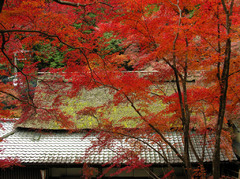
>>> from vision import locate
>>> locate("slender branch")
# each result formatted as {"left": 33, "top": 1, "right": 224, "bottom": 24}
{"left": 1, "top": 32, "right": 35, "bottom": 104}
{"left": 0, "top": 29, "right": 83, "bottom": 50}
{"left": 201, "top": 111, "right": 207, "bottom": 162}
{"left": 144, "top": 168, "right": 161, "bottom": 179}
{"left": 0, "top": 129, "right": 16, "bottom": 141}
{"left": 0, "top": 90, "right": 35, "bottom": 108}
{"left": 201, "top": 35, "right": 219, "bottom": 53}
{"left": 230, "top": 0, "right": 234, "bottom": 15}
{"left": 229, "top": 69, "right": 240, "bottom": 77}
{"left": 98, "top": 129, "right": 170, "bottom": 165}
{"left": 86, "top": 77, "right": 185, "bottom": 163}
{"left": 53, "top": 0, "right": 113, "bottom": 8}
{"left": 92, "top": 134, "right": 161, "bottom": 178}
{"left": 162, "top": 57, "right": 183, "bottom": 81}
{"left": 189, "top": 136, "right": 202, "bottom": 163}
{"left": 217, "top": 2, "right": 221, "bottom": 82}
{"left": 122, "top": 92, "right": 185, "bottom": 162}
{"left": 221, "top": 0, "right": 229, "bottom": 14}
{"left": 53, "top": 0, "right": 93, "bottom": 7}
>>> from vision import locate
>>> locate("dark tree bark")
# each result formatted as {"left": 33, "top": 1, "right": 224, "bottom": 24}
{"left": 212, "top": 0, "right": 234, "bottom": 178}
{"left": 0, "top": 0, "right": 4, "bottom": 13}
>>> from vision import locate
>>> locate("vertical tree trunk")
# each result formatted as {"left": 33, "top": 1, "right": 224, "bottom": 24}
{"left": 0, "top": 0, "right": 4, "bottom": 13}
{"left": 212, "top": 0, "right": 233, "bottom": 177}
{"left": 183, "top": 123, "right": 192, "bottom": 179}
{"left": 213, "top": 38, "right": 231, "bottom": 179}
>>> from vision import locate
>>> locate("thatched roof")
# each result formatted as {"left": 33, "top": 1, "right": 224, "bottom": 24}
{"left": 17, "top": 74, "right": 168, "bottom": 130}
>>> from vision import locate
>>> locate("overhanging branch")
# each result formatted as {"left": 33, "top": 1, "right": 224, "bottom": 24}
{"left": 53, "top": 0, "right": 93, "bottom": 7}
{"left": 0, "top": 29, "right": 83, "bottom": 50}
{"left": 52, "top": 0, "right": 113, "bottom": 8}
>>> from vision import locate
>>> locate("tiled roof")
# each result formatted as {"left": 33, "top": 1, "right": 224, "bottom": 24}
{"left": 233, "top": 119, "right": 240, "bottom": 130}
{"left": 0, "top": 123, "right": 237, "bottom": 165}
{"left": 0, "top": 119, "right": 18, "bottom": 136}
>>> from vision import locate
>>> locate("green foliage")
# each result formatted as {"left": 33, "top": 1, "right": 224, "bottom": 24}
{"left": 73, "top": 23, "right": 82, "bottom": 29}
{"left": 189, "top": 4, "right": 200, "bottom": 18}
{"left": 145, "top": 4, "right": 160, "bottom": 16}
{"left": 0, "top": 63, "right": 5, "bottom": 69}
{"left": 87, "top": 12, "right": 97, "bottom": 18}
{"left": 73, "top": 12, "right": 97, "bottom": 33}
{"left": 102, "top": 32, "right": 123, "bottom": 55}
{"left": 105, "top": 39, "right": 122, "bottom": 54}
{"left": 33, "top": 43, "right": 65, "bottom": 70}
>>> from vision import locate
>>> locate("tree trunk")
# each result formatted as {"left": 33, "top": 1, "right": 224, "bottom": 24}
{"left": 212, "top": 1, "right": 232, "bottom": 175}
{"left": 0, "top": 0, "right": 4, "bottom": 13}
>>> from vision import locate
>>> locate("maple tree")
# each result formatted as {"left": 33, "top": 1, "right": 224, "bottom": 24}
{"left": 0, "top": 0, "right": 239, "bottom": 178}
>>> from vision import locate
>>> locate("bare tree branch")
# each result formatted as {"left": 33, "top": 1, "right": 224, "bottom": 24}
{"left": 53, "top": 0, "right": 93, "bottom": 7}
{"left": 0, "top": 129, "right": 16, "bottom": 141}
{"left": 0, "top": 29, "right": 83, "bottom": 50}
{"left": 52, "top": 0, "right": 113, "bottom": 8}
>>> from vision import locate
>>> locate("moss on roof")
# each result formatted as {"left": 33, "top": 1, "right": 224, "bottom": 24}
{"left": 17, "top": 75, "right": 169, "bottom": 130}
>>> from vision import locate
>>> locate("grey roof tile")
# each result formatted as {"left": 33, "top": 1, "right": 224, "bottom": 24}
{"left": 0, "top": 128, "right": 237, "bottom": 165}
{"left": 0, "top": 119, "right": 18, "bottom": 136}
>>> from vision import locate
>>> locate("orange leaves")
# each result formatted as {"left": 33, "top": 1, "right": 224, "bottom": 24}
{"left": 112, "top": 55, "right": 129, "bottom": 65}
